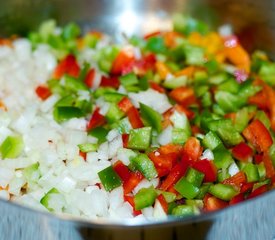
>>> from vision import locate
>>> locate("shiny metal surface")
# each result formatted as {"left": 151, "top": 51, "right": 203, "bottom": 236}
{"left": 0, "top": 0, "right": 275, "bottom": 239}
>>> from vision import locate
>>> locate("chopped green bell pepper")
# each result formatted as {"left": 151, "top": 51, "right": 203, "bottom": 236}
{"left": 175, "top": 177, "right": 200, "bottom": 199}
{"left": 134, "top": 187, "right": 158, "bottom": 210}
{"left": 0, "top": 135, "right": 24, "bottom": 159}
{"left": 98, "top": 166, "right": 122, "bottom": 192}
{"left": 208, "top": 183, "right": 237, "bottom": 201}
{"left": 127, "top": 127, "right": 152, "bottom": 150}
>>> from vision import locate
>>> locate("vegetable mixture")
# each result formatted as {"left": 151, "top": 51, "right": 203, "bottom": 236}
{"left": 1, "top": 14, "right": 275, "bottom": 219}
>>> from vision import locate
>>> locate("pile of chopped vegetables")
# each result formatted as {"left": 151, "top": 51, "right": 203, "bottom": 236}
{"left": 1, "top": 14, "right": 275, "bottom": 219}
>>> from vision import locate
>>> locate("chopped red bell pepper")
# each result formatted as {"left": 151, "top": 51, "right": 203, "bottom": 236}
{"left": 149, "top": 82, "right": 166, "bottom": 93}
{"left": 242, "top": 119, "right": 273, "bottom": 152}
{"left": 87, "top": 108, "right": 106, "bottom": 130}
{"left": 156, "top": 194, "right": 168, "bottom": 213}
{"left": 254, "top": 154, "right": 263, "bottom": 164}
{"left": 231, "top": 142, "right": 253, "bottom": 162}
{"left": 222, "top": 171, "right": 247, "bottom": 189}
{"left": 111, "top": 49, "right": 135, "bottom": 75}
{"left": 35, "top": 85, "right": 52, "bottom": 100}
{"left": 79, "top": 150, "right": 87, "bottom": 161}
{"left": 248, "top": 90, "right": 268, "bottom": 110}
{"left": 169, "top": 87, "right": 197, "bottom": 106}
{"left": 262, "top": 152, "right": 275, "bottom": 178}
{"left": 84, "top": 68, "right": 95, "bottom": 88}
{"left": 100, "top": 76, "right": 120, "bottom": 88}
{"left": 247, "top": 184, "right": 268, "bottom": 199}
{"left": 159, "top": 144, "right": 183, "bottom": 156}
{"left": 203, "top": 194, "right": 228, "bottom": 212}
{"left": 144, "top": 31, "right": 162, "bottom": 40}
{"left": 117, "top": 97, "right": 134, "bottom": 113}
{"left": 229, "top": 193, "right": 245, "bottom": 205}
{"left": 124, "top": 195, "right": 142, "bottom": 216}
{"left": 240, "top": 182, "right": 254, "bottom": 193}
{"left": 53, "top": 54, "right": 80, "bottom": 79}
{"left": 127, "top": 107, "right": 144, "bottom": 129}
{"left": 192, "top": 159, "right": 217, "bottom": 182}
{"left": 122, "top": 134, "right": 129, "bottom": 148}
{"left": 148, "top": 151, "right": 178, "bottom": 177}
{"left": 123, "top": 171, "right": 144, "bottom": 194}
{"left": 160, "top": 162, "right": 189, "bottom": 191}
{"left": 181, "top": 137, "right": 203, "bottom": 163}
{"left": 263, "top": 84, "right": 275, "bottom": 132}
{"left": 113, "top": 160, "right": 131, "bottom": 182}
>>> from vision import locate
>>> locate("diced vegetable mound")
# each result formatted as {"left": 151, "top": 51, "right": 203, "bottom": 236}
{"left": 1, "top": 14, "right": 275, "bottom": 220}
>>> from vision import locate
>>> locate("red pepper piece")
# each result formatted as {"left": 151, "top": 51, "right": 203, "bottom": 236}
{"left": 124, "top": 195, "right": 142, "bottom": 216}
{"left": 160, "top": 162, "right": 189, "bottom": 191}
{"left": 117, "top": 97, "right": 134, "bottom": 113}
{"left": 144, "top": 31, "right": 162, "bottom": 40}
{"left": 203, "top": 194, "right": 228, "bottom": 212}
{"left": 156, "top": 194, "right": 168, "bottom": 213}
{"left": 169, "top": 86, "right": 197, "bottom": 106}
{"left": 84, "top": 68, "right": 95, "bottom": 88}
{"left": 181, "top": 137, "right": 203, "bottom": 163}
{"left": 229, "top": 193, "right": 245, "bottom": 205}
{"left": 87, "top": 108, "right": 106, "bottom": 130}
{"left": 192, "top": 160, "right": 217, "bottom": 182}
{"left": 263, "top": 84, "right": 275, "bottom": 132}
{"left": 127, "top": 107, "right": 144, "bottom": 129}
{"left": 254, "top": 154, "right": 263, "bottom": 164}
{"left": 148, "top": 151, "right": 178, "bottom": 177}
{"left": 159, "top": 144, "right": 183, "bottom": 156}
{"left": 240, "top": 182, "right": 254, "bottom": 193}
{"left": 149, "top": 82, "right": 166, "bottom": 93}
{"left": 222, "top": 171, "right": 247, "bottom": 189}
{"left": 262, "top": 152, "right": 275, "bottom": 178}
{"left": 53, "top": 54, "right": 80, "bottom": 79}
{"left": 242, "top": 119, "right": 273, "bottom": 152}
{"left": 123, "top": 171, "right": 144, "bottom": 194}
{"left": 111, "top": 50, "right": 135, "bottom": 75}
{"left": 100, "top": 76, "right": 120, "bottom": 88}
{"left": 247, "top": 184, "right": 268, "bottom": 199}
{"left": 122, "top": 134, "right": 129, "bottom": 148}
{"left": 248, "top": 90, "right": 268, "bottom": 110}
{"left": 231, "top": 142, "right": 253, "bottom": 162}
{"left": 79, "top": 150, "right": 87, "bottom": 161}
{"left": 35, "top": 85, "right": 52, "bottom": 100}
{"left": 113, "top": 160, "right": 131, "bottom": 182}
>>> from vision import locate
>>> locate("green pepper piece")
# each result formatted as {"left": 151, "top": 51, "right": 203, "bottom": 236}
{"left": 259, "top": 62, "right": 275, "bottom": 86}
{"left": 140, "top": 103, "right": 162, "bottom": 133}
{"left": 105, "top": 103, "right": 125, "bottom": 123}
{"left": 23, "top": 163, "right": 40, "bottom": 183}
{"left": 171, "top": 205, "right": 194, "bottom": 217}
{"left": 196, "top": 183, "right": 212, "bottom": 199}
{"left": 174, "top": 177, "right": 200, "bottom": 199}
{"left": 134, "top": 187, "right": 158, "bottom": 210}
{"left": 234, "top": 107, "right": 250, "bottom": 132}
{"left": 0, "top": 135, "right": 24, "bottom": 159}
{"left": 257, "top": 162, "right": 266, "bottom": 180}
{"left": 163, "top": 76, "right": 188, "bottom": 89}
{"left": 255, "top": 111, "right": 271, "bottom": 130}
{"left": 202, "top": 131, "right": 222, "bottom": 150}
{"left": 119, "top": 73, "right": 139, "bottom": 87}
{"left": 243, "top": 163, "right": 260, "bottom": 183}
{"left": 218, "top": 78, "right": 240, "bottom": 94}
{"left": 62, "top": 22, "right": 81, "bottom": 40}
{"left": 88, "top": 127, "right": 108, "bottom": 144}
{"left": 131, "top": 154, "right": 158, "bottom": 180}
{"left": 53, "top": 106, "right": 85, "bottom": 123}
{"left": 78, "top": 143, "right": 98, "bottom": 153}
{"left": 103, "top": 92, "right": 126, "bottom": 103}
{"left": 213, "top": 145, "right": 233, "bottom": 169}
{"left": 146, "top": 36, "right": 167, "bottom": 54}
{"left": 185, "top": 168, "right": 205, "bottom": 187}
{"left": 127, "top": 127, "right": 152, "bottom": 150}
{"left": 64, "top": 75, "right": 89, "bottom": 92}
{"left": 208, "top": 183, "right": 238, "bottom": 201}
{"left": 98, "top": 166, "right": 122, "bottom": 192}
{"left": 40, "top": 188, "right": 61, "bottom": 212}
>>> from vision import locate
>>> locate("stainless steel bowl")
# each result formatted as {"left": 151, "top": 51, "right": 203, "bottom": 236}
{"left": 1, "top": 1, "right": 275, "bottom": 239}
